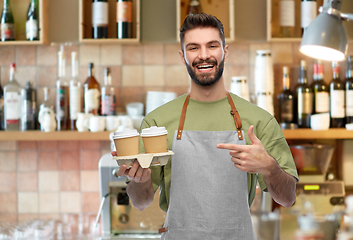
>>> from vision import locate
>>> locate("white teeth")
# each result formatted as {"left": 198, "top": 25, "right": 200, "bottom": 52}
{"left": 197, "top": 64, "right": 213, "bottom": 69}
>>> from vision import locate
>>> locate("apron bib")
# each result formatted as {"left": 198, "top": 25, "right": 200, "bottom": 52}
{"left": 160, "top": 92, "right": 256, "bottom": 240}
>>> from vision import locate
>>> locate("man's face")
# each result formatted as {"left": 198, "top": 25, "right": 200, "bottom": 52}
{"left": 180, "top": 27, "right": 228, "bottom": 87}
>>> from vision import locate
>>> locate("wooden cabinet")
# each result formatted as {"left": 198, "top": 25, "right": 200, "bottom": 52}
{"left": 79, "top": 0, "right": 140, "bottom": 44}
{"left": 0, "top": 0, "right": 49, "bottom": 45}
{"left": 176, "top": 0, "right": 235, "bottom": 42}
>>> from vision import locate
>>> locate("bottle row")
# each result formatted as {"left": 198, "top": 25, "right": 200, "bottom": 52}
{"left": 0, "top": 50, "right": 118, "bottom": 131}
{"left": 91, "top": 0, "right": 133, "bottom": 39}
{"left": 0, "top": 0, "right": 39, "bottom": 41}
{"left": 277, "top": 56, "right": 353, "bottom": 129}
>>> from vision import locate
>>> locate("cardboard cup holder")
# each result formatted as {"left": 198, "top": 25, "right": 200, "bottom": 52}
{"left": 112, "top": 151, "right": 174, "bottom": 169}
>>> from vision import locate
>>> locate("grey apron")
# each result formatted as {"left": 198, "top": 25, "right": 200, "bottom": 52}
{"left": 159, "top": 92, "right": 256, "bottom": 240}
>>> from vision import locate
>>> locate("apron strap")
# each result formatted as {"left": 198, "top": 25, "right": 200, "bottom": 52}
{"left": 226, "top": 91, "right": 244, "bottom": 140}
{"left": 176, "top": 94, "right": 190, "bottom": 140}
{"left": 177, "top": 92, "right": 243, "bottom": 140}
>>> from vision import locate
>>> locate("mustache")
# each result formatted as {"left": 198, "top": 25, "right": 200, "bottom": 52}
{"left": 192, "top": 59, "right": 217, "bottom": 67}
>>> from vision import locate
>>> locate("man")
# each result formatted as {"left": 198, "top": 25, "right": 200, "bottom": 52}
{"left": 114, "top": 13, "right": 298, "bottom": 239}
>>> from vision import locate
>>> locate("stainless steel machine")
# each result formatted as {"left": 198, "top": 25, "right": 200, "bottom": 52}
{"left": 98, "top": 153, "right": 166, "bottom": 239}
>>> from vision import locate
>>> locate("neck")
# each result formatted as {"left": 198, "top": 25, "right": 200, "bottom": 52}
{"left": 189, "top": 77, "right": 227, "bottom": 102}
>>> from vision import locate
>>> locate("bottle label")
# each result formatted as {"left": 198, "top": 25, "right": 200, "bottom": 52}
{"left": 92, "top": 2, "right": 109, "bottom": 27}
{"left": 280, "top": 1, "right": 295, "bottom": 27}
{"left": 346, "top": 90, "right": 353, "bottom": 117}
{"left": 298, "top": 92, "right": 313, "bottom": 114}
{"left": 70, "top": 85, "right": 81, "bottom": 120}
{"left": 5, "top": 92, "right": 19, "bottom": 123}
{"left": 0, "top": 23, "right": 15, "bottom": 40}
{"left": 315, "top": 92, "right": 329, "bottom": 113}
{"left": 280, "top": 99, "right": 293, "bottom": 122}
{"left": 26, "top": 19, "right": 38, "bottom": 39}
{"left": 331, "top": 90, "right": 345, "bottom": 118}
{"left": 84, "top": 89, "right": 100, "bottom": 114}
{"left": 116, "top": 2, "right": 132, "bottom": 23}
{"left": 102, "top": 95, "right": 116, "bottom": 115}
{"left": 301, "top": 1, "right": 317, "bottom": 28}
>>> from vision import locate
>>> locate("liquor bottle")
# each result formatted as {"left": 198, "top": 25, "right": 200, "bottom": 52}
{"left": 69, "top": 51, "right": 81, "bottom": 130}
{"left": 330, "top": 62, "right": 345, "bottom": 128}
{"left": 312, "top": 60, "right": 329, "bottom": 114}
{"left": 301, "top": 0, "right": 317, "bottom": 36}
{"left": 56, "top": 49, "right": 70, "bottom": 130}
{"left": 21, "top": 81, "right": 37, "bottom": 130}
{"left": 26, "top": 0, "right": 39, "bottom": 41}
{"left": 3, "top": 64, "right": 22, "bottom": 131}
{"left": 84, "top": 63, "right": 101, "bottom": 115}
{"left": 295, "top": 60, "right": 313, "bottom": 128}
{"left": 187, "top": 0, "right": 202, "bottom": 15}
{"left": 0, "top": 0, "right": 15, "bottom": 41}
{"left": 116, "top": 0, "right": 132, "bottom": 39}
{"left": 0, "top": 80, "right": 3, "bottom": 130}
{"left": 38, "top": 87, "right": 54, "bottom": 131}
{"left": 277, "top": 66, "right": 294, "bottom": 124}
{"left": 279, "top": 0, "right": 295, "bottom": 38}
{"left": 101, "top": 67, "right": 117, "bottom": 116}
{"left": 92, "top": 0, "right": 108, "bottom": 39}
{"left": 346, "top": 56, "right": 353, "bottom": 124}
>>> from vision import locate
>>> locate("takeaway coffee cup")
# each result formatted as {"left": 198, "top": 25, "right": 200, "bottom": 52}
{"left": 141, "top": 126, "right": 168, "bottom": 153}
{"left": 113, "top": 128, "right": 140, "bottom": 156}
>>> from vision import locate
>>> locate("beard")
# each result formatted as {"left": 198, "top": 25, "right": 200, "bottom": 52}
{"left": 186, "top": 58, "right": 225, "bottom": 87}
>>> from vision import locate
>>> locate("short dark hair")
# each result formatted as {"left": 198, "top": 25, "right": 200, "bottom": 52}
{"left": 179, "top": 13, "right": 225, "bottom": 51}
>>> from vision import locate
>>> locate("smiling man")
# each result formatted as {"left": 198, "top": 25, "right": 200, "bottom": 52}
{"left": 114, "top": 13, "right": 298, "bottom": 240}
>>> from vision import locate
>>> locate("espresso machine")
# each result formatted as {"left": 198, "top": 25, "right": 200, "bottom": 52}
{"left": 98, "top": 153, "right": 166, "bottom": 239}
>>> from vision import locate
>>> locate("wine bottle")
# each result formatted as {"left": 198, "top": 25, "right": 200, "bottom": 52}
{"left": 56, "top": 49, "right": 70, "bottom": 131}
{"left": 39, "top": 87, "right": 54, "bottom": 131}
{"left": 101, "top": 67, "right": 117, "bottom": 116}
{"left": 279, "top": 0, "right": 295, "bottom": 38}
{"left": 92, "top": 0, "right": 108, "bottom": 39}
{"left": 21, "top": 81, "right": 37, "bottom": 131}
{"left": 345, "top": 56, "right": 353, "bottom": 124}
{"left": 312, "top": 60, "right": 329, "bottom": 114}
{"left": 295, "top": 60, "right": 313, "bottom": 128}
{"left": 3, "top": 64, "right": 22, "bottom": 131}
{"left": 69, "top": 51, "right": 81, "bottom": 130}
{"left": 0, "top": 79, "right": 3, "bottom": 130}
{"left": 187, "top": 0, "right": 202, "bottom": 15}
{"left": 26, "top": 0, "right": 39, "bottom": 41}
{"left": 116, "top": 0, "right": 132, "bottom": 39}
{"left": 84, "top": 63, "right": 101, "bottom": 115}
{"left": 0, "top": 0, "right": 15, "bottom": 41}
{"left": 301, "top": 0, "right": 317, "bottom": 36}
{"left": 330, "top": 62, "right": 345, "bottom": 128}
{"left": 277, "top": 66, "right": 294, "bottom": 124}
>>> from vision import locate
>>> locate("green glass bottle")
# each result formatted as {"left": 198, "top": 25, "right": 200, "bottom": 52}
{"left": 0, "top": 0, "right": 15, "bottom": 41}
{"left": 26, "top": 0, "right": 39, "bottom": 41}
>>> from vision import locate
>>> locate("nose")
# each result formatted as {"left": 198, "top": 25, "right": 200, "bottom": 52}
{"left": 198, "top": 46, "right": 210, "bottom": 60}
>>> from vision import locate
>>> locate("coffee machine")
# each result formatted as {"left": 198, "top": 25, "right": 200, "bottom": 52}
{"left": 286, "top": 144, "right": 345, "bottom": 214}
{"left": 98, "top": 153, "right": 166, "bottom": 239}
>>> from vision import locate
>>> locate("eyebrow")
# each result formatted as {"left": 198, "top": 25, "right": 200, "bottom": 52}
{"left": 185, "top": 40, "right": 222, "bottom": 48}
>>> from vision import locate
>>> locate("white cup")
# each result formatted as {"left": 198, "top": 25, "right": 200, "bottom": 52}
{"left": 106, "top": 116, "right": 120, "bottom": 132}
{"left": 126, "top": 102, "right": 144, "bottom": 117}
{"left": 131, "top": 115, "right": 144, "bottom": 130}
{"left": 116, "top": 115, "right": 134, "bottom": 131}
{"left": 76, "top": 113, "right": 93, "bottom": 132}
{"left": 310, "top": 113, "right": 330, "bottom": 130}
{"left": 84, "top": 116, "right": 106, "bottom": 132}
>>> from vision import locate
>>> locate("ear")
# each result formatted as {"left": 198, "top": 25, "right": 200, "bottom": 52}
{"left": 179, "top": 49, "right": 186, "bottom": 64}
{"left": 223, "top": 45, "right": 229, "bottom": 62}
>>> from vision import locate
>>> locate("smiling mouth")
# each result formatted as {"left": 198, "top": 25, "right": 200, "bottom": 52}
{"left": 196, "top": 64, "right": 215, "bottom": 72}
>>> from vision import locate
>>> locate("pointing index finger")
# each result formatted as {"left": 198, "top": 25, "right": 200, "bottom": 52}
{"left": 217, "top": 143, "right": 244, "bottom": 151}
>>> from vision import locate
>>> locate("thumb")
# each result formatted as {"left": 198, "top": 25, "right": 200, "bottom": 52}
{"left": 248, "top": 125, "right": 260, "bottom": 145}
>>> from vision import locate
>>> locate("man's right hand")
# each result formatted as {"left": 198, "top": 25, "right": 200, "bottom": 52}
{"left": 112, "top": 151, "right": 152, "bottom": 183}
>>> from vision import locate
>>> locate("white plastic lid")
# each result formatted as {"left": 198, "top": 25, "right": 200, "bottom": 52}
{"left": 113, "top": 128, "right": 139, "bottom": 139}
{"left": 141, "top": 126, "right": 168, "bottom": 137}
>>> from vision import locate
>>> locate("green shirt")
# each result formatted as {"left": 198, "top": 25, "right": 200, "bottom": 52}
{"left": 139, "top": 93, "right": 298, "bottom": 213}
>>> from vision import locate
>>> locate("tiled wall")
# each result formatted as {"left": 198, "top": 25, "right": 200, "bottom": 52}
{"left": 1, "top": 41, "right": 353, "bottom": 223}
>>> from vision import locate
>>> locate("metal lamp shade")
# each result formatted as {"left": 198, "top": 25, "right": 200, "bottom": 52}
{"left": 299, "top": 12, "right": 348, "bottom": 62}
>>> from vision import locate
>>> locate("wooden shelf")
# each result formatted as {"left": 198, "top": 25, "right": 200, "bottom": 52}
{"left": 0, "top": 0, "right": 49, "bottom": 45}
{"left": 0, "top": 131, "right": 111, "bottom": 141}
{"left": 282, "top": 129, "right": 353, "bottom": 139}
